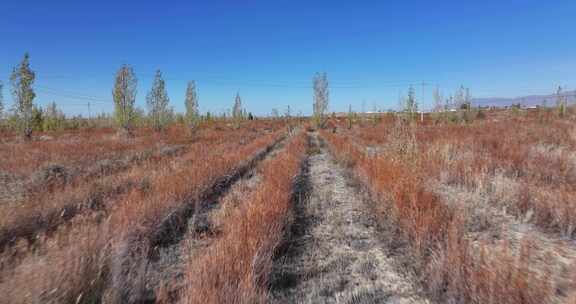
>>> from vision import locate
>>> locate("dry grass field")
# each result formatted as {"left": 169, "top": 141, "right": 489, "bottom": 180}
{"left": 2, "top": 1, "right": 575, "bottom": 303}
{"left": 320, "top": 112, "right": 576, "bottom": 304}
{"left": 1, "top": 113, "right": 576, "bottom": 304}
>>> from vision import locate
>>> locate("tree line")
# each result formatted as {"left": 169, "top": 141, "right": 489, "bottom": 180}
{"left": 0, "top": 54, "right": 258, "bottom": 139}
{"left": 0, "top": 53, "right": 332, "bottom": 139}
{"left": 3, "top": 53, "right": 570, "bottom": 139}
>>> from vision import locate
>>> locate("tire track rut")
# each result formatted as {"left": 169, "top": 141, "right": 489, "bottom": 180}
{"left": 271, "top": 133, "right": 428, "bottom": 304}
{"left": 120, "top": 137, "right": 287, "bottom": 303}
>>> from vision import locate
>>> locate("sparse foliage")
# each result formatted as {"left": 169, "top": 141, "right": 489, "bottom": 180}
{"left": 43, "top": 101, "right": 66, "bottom": 131}
{"left": 347, "top": 104, "right": 354, "bottom": 129}
{"left": 432, "top": 87, "right": 445, "bottom": 123}
{"left": 112, "top": 64, "right": 137, "bottom": 133}
{"left": 455, "top": 85, "right": 471, "bottom": 111}
{"left": 271, "top": 108, "right": 279, "bottom": 119}
{"left": 284, "top": 105, "right": 294, "bottom": 134}
{"left": 447, "top": 85, "right": 475, "bottom": 123}
{"left": 556, "top": 86, "right": 567, "bottom": 118}
{"left": 539, "top": 99, "right": 551, "bottom": 122}
{"left": 402, "top": 85, "right": 418, "bottom": 121}
{"left": 146, "top": 70, "right": 171, "bottom": 132}
{"left": 31, "top": 105, "right": 44, "bottom": 132}
{"left": 232, "top": 93, "right": 243, "bottom": 119}
{"left": 232, "top": 93, "right": 243, "bottom": 128}
{"left": 10, "top": 53, "right": 36, "bottom": 139}
{"left": 433, "top": 86, "right": 444, "bottom": 112}
{"left": 389, "top": 117, "right": 418, "bottom": 161}
{"left": 185, "top": 81, "right": 199, "bottom": 130}
{"left": 313, "top": 72, "right": 329, "bottom": 128}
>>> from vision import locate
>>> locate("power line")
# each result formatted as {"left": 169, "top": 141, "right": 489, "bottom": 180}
{"left": 1, "top": 72, "right": 429, "bottom": 89}
{"left": 36, "top": 86, "right": 113, "bottom": 104}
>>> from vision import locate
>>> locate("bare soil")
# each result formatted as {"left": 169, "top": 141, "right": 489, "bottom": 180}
{"left": 271, "top": 133, "right": 428, "bottom": 304}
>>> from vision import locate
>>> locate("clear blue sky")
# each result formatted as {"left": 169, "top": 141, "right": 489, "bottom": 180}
{"left": 1, "top": 0, "right": 575, "bottom": 116}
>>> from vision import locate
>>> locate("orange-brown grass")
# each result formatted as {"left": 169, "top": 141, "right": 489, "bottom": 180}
{"left": 0, "top": 120, "right": 287, "bottom": 178}
{"left": 0, "top": 125, "right": 273, "bottom": 257}
{"left": 0, "top": 129, "right": 285, "bottom": 304}
{"left": 420, "top": 120, "right": 576, "bottom": 238}
{"left": 346, "top": 117, "right": 576, "bottom": 238}
{"left": 179, "top": 133, "right": 307, "bottom": 304}
{"left": 0, "top": 128, "right": 162, "bottom": 177}
{"left": 0, "top": 144, "right": 204, "bottom": 269}
{"left": 321, "top": 129, "right": 553, "bottom": 304}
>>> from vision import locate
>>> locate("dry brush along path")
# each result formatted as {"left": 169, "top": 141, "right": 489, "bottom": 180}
{"left": 346, "top": 124, "right": 576, "bottom": 302}
{"left": 0, "top": 131, "right": 284, "bottom": 304}
{"left": 434, "top": 181, "right": 576, "bottom": 302}
{"left": 0, "top": 139, "right": 243, "bottom": 270}
{"left": 0, "top": 144, "right": 186, "bottom": 253}
{"left": 0, "top": 142, "right": 187, "bottom": 205}
{"left": 322, "top": 128, "right": 564, "bottom": 304}
{"left": 271, "top": 133, "right": 428, "bottom": 304}
{"left": 178, "top": 131, "right": 308, "bottom": 304}
{"left": 0, "top": 128, "right": 269, "bottom": 263}
{"left": 135, "top": 138, "right": 286, "bottom": 303}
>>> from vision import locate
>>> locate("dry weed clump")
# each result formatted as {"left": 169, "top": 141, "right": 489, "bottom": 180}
{"left": 179, "top": 133, "right": 307, "bottom": 304}
{"left": 350, "top": 116, "right": 576, "bottom": 239}
{"left": 103, "top": 131, "right": 285, "bottom": 303}
{"left": 0, "top": 125, "right": 280, "bottom": 256}
{"left": 321, "top": 129, "right": 555, "bottom": 303}
{"left": 430, "top": 121, "right": 576, "bottom": 238}
{"left": 0, "top": 128, "right": 157, "bottom": 177}
{"left": 0, "top": 122, "right": 280, "bottom": 204}
{"left": 0, "top": 129, "right": 285, "bottom": 304}
{"left": 0, "top": 120, "right": 286, "bottom": 179}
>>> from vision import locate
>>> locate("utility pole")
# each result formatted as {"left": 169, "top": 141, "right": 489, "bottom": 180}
{"left": 87, "top": 101, "right": 91, "bottom": 119}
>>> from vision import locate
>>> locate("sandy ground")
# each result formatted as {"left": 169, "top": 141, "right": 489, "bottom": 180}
{"left": 271, "top": 133, "right": 428, "bottom": 304}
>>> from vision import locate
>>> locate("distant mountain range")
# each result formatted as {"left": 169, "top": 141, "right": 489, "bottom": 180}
{"left": 472, "top": 90, "right": 576, "bottom": 107}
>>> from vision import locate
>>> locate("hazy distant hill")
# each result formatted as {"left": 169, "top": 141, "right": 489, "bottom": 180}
{"left": 473, "top": 90, "right": 576, "bottom": 107}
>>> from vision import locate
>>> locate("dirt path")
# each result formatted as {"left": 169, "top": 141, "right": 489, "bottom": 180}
{"left": 137, "top": 138, "right": 288, "bottom": 303}
{"left": 271, "top": 133, "right": 428, "bottom": 304}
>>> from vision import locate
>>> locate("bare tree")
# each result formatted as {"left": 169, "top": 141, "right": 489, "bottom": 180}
{"left": 185, "top": 81, "right": 199, "bottom": 129}
{"left": 10, "top": 53, "right": 36, "bottom": 140}
{"left": 113, "top": 64, "right": 137, "bottom": 133}
{"left": 146, "top": 70, "right": 170, "bottom": 132}
{"left": 313, "top": 72, "right": 329, "bottom": 128}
